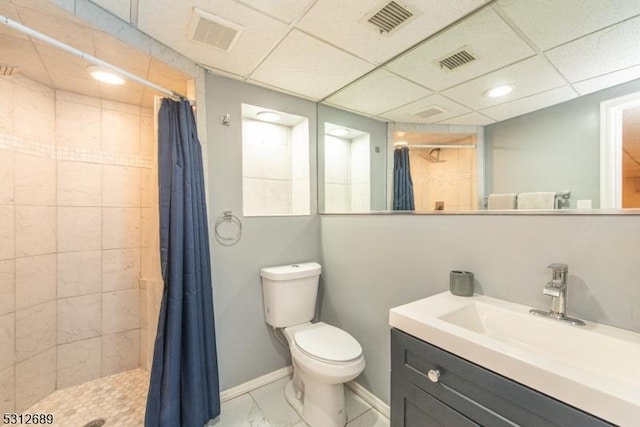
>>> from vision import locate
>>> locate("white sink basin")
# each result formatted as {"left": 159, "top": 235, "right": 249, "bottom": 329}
{"left": 389, "top": 292, "right": 640, "bottom": 426}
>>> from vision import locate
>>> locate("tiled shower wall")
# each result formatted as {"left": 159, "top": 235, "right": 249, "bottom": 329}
{"left": 242, "top": 119, "right": 310, "bottom": 215}
{"left": 324, "top": 134, "right": 371, "bottom": 212}
{"left": 0, "top": 75, "right": 157, "bottom": 412}
{"left": 410, "top": 147, "right": 478, "bottom": 211}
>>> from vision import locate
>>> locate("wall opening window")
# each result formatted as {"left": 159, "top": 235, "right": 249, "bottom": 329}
{"left": 323, "top": 123, "right": 371, "bottom": 213}
{"left": 241, "top": 104, "right": 310, "bottom": 216}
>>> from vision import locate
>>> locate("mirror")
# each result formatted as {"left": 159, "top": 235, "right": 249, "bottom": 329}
{"left": 323, "top": 122, "right": 372, "bottom": 213}
{"left": 318, "top": 0, "right": 640, "bottom": 213}
{"left": 385, "top": 122, "right": 484, "bottom": 212}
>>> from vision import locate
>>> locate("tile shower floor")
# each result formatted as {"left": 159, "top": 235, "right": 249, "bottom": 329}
{"left": 26, "top": 369, "right": 149, "bottom": 426}
{"left": 24, "top": 369, "right": 389, "bottom": 427}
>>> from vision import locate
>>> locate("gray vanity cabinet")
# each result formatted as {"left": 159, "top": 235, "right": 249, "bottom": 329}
{"left": 390, "top": 328, "right": 613, "bottom": 427}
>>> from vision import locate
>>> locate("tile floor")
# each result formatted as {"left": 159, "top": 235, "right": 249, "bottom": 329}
{"left": 213, "top": 376, "right": 389, "bottom": 427}
{"left": 22, "top": 369, "right": 389, "bottom": 427}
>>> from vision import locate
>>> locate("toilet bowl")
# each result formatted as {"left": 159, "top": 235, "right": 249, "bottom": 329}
{"left": 260, "top": 263, "right": 366, "bottom": 427}
{"left": 283, "top": 322, "right": 365, "bottom": 427}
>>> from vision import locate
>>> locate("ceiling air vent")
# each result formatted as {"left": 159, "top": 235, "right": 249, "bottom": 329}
{"left": 0, "top": 65, "right": 18, "bottom": 76}
{"left": 412, "top": 105, "right": 446, "bottom": 119}
{"left": 187, "top": 8, "right": 243, "bottom": 52}
{"left": 365, "top": 1, "right": 420, "bottom": 36}
{"left": 437, "top": 48, "right": 476, "bottom": 71}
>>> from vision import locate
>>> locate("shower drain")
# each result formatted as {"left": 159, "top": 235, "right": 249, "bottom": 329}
{"left": 83, "top": 419, "right": 106, "bottom": 427}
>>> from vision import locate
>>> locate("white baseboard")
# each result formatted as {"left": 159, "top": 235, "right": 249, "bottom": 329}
{"left": 346, "top": 380, "right": 390, "bottom": 419}
{"left": 220, "top": 366, "right": 293, "bottom": 403}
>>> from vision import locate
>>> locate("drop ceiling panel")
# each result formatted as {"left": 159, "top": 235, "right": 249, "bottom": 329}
{"left": 0, "top": 1, "right": 20, "bottom": 22}
{"left": 0, "top": 33, "right": 52, "bottom": 87}
{"left": 384, "top": 6, "right": 535, "bottom": 91}
{"left": 137, "top": 0, "right": 290, "bottom": 77}
{"left": 1, "top": 1, "right": 192, "bottom": 108}
{"left": 323, "top": 69, "right": 431, "bottom": 116}
{"left": 439, "top": 112, "right": 495, "bottom": 126}
{"left": 92, "top": 30, "right": 151, "bottom": 77}
{"left": 11, "top": 0, "right": 89, "bottom": 23}
{"left": 380, "top": 93, "right": 471, "bottom": 123}
{"left": 147, "top": 58, "right": 191, "bottom": 96}
{"left": 572, "top": 65, "right": 640, "bottom": 96}
{"left": 98, "top": 84, "right": 145, "bottom": 107}
{"left": 15, "top": 3, "right": 96, "bottom": 54}
{"left": 545, "top": 16, "right": 640, "bottom": 83}
{"left": 90, "top": 0, "right": 131, "bottom": 22}
{"left": 497, "top": 0, "right": 640, "bottom": 51}
{"left": 296, "top": 0, "right": 487, "bottom": 65}
{"left": 35, "top": 44, "right": 104, "bottom": 99}
{"left": 480, "top": 86, "right": 577, "bottom": 122}
{"left": 249, "top": 29, "right": 374, "bottom": 100}
{"left": 235, "top": 0, "right": 316, "bottom": 25}
{"left": 442, "top": 56, "right": 567, "bottom": 111}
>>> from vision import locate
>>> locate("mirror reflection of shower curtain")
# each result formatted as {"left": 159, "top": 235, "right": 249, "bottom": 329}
{"left": 393, "top": 146, "right": 415, "bottom": 210}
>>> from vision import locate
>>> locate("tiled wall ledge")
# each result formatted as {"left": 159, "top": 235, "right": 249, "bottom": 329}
{"left": 0, "top": 132, "right": 153, "bottom": 169}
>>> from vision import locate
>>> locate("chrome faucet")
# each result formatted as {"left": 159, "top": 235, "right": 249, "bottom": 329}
{"left": 530, "top": 263, "right": 585, "bottom": 326}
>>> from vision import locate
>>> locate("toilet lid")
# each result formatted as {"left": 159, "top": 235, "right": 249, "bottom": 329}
{"left": 294, "top": 323, "right": 362, "bottom": 362}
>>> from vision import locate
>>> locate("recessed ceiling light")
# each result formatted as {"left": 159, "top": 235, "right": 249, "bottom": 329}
{"left": 328, "top": 128, "right": 350, "bottom": 137}
{"left": 256, "top": 111, "right": 281, "bottom": 122}
{"left": 87, "top": 65, "right": 125, "bottom": 85}
{"left": 485, "top": 85, "right": 514, "bottom": 98}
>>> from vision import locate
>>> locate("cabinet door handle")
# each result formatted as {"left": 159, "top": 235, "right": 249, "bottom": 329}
{"left": 427, "top": 369, "right": 441, "bottom": 383}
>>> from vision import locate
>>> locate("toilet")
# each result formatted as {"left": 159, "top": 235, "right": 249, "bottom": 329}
{"left": 260, "top": 262, "right": 365, "bottom": 427}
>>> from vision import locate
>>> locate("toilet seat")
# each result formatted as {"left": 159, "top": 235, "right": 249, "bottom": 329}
{"left": 294, "top": 322, "right": 362, "bottom": 363}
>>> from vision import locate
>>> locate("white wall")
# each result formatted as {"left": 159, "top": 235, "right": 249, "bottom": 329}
{"left": 350, "top": 135, "right": 371, "bottom": 212}
{"left": 291, "top": 121, "right": 311, "bottom": 214}
{"left": 242, "top": 119, "right": 292, "bottom": 215}
{"left": 242, "top": 118, "right": 310, "bottom": 216}
{"left": 323, "top": 134, "right": 371, "bottom": 212}
{"left": 320, "top": 213, "right": 640, "bottom": 404}
{"left": 317, "top": 105, "right": 387, "bottom": 212}
{"left": 324, "top": 135, "right": 351, "bottom": 212}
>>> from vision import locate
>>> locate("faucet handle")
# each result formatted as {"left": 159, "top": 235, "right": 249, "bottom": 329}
{"left": 547, "top": 263, "right": 568, "bottom": 272}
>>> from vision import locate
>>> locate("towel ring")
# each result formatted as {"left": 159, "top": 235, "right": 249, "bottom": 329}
{"left": 214, "top": 210, "right": 242, "bottom": 246}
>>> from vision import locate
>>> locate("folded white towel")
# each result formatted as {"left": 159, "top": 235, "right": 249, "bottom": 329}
{"left": 517, "top": 192, "right": 556, "bottom": 209}
{"left": 487, "top": 193, "right": 517, "bottom": 209}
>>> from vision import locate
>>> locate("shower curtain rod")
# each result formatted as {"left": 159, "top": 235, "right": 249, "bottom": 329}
{"left": 0, "top": 15, "right": 186, "bottom": 100}
{"left": 395, "top": 143, "right": 477, "bottom": 149}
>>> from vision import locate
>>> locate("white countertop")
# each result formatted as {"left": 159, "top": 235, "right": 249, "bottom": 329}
{"left": 389, "top": 291, "right": 640, "bottom": 426}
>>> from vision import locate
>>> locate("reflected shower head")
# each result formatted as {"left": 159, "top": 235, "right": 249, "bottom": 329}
{"left": 419, "top": 148, "right": 446, "bottom": 163}
{"left": 0, "top": 65, "right": 18, "bottom": 76}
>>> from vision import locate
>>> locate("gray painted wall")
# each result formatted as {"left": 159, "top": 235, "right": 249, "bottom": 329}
{"left": 204, "top": 71, "right": 640, "bottom": 403}
{"left": 320, "top": 214, "right": 640, "bottom": 404}
{"left": 205, "top": 73, "right": 321, "bottom": 390}
{"left": 485, "top": 78, "right": 640, "bottom": 208}
{"left": 317, "top": 104, "right": 388, "bottom": 212}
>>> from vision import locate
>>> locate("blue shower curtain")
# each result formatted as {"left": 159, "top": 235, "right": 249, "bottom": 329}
{"left": 393, "top": 146, "right": 415, "bottom": 210}
{"left": 145, "top": 99, "right": 220, "bottom": 427}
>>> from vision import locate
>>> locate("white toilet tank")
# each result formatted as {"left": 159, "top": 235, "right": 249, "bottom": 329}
{"left": 260, "top": 262, "right": 321, "bottom": 328}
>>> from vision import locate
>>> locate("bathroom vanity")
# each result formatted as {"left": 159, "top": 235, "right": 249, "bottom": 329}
{"left": 389, "top": 292, "right": 640, "bottom": 426}
{"left": 391, "top": 328, "right": 610, "bottom": 426}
